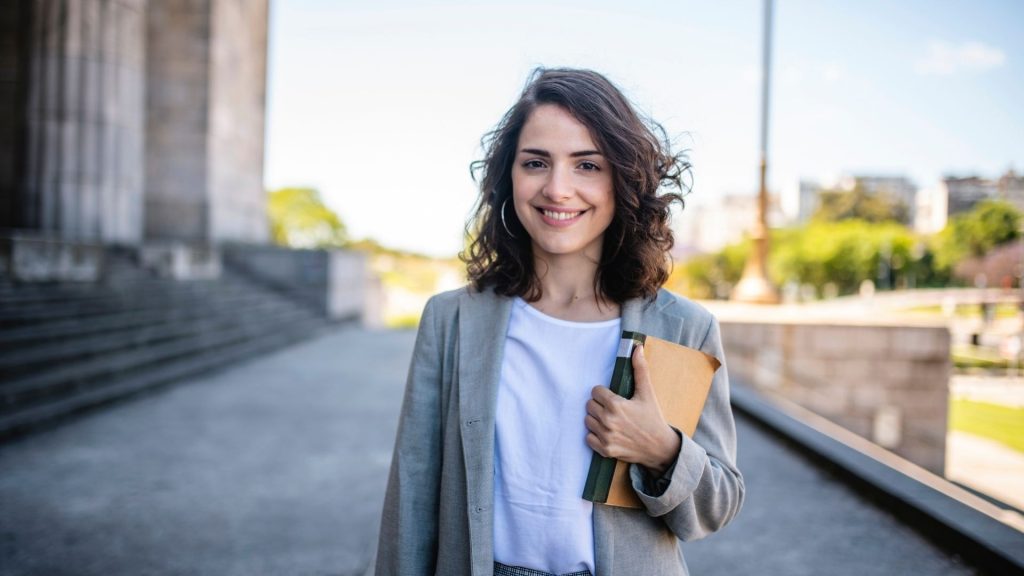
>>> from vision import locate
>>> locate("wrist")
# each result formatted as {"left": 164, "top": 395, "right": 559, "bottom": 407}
{"left": 644, "top": 425, "right": 681, "bottom": 475}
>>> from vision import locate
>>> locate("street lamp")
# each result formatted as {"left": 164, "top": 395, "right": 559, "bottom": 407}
{"left": 733, "top": 0, "right": 780, "bottom": 304}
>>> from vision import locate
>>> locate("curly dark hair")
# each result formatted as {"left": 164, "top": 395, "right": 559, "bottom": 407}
{"left": 460, "top": 67, "right": 691, "bottom": 304}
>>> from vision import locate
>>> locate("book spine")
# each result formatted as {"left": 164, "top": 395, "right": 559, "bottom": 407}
{"left": 582, "top": 331, "right": 646, "bottom": 503}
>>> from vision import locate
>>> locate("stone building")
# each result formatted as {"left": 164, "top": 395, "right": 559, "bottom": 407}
{"left": 0, "top": 0, "right": 374, "bottom": 439}
{"left": 1, "top": 0, "right": 271, "bottom": 278}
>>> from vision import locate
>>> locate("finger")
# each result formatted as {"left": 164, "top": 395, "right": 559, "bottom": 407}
{"left": 586, "top": 399, "right": 606, "bottom": 419}
{"left": 632, "top": 344, "right": 653, "bottom": 400}
{"left": 585, "top": 414, "right": 609, "bottom": 435}
{"left": 585, "top": 432, "right": 608, "bottom": 457}
{"left": 591, "top": 385, "right": 620, "bottom": 407}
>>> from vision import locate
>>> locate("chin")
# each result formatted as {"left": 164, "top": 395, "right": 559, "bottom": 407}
{"left": 532, "top": 239, "right": 602, "bottom": 259}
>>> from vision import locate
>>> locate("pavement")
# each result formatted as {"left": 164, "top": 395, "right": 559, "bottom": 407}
{"left": 946, "top": 431, "right": 1024, "bottom": 512}
{"left": 0, "top": 325, "right": 982, "bottom": 575}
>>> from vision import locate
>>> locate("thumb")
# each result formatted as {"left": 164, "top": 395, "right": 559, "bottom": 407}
{"left": 631, "top": 344, "right": 653, "bottom": 400}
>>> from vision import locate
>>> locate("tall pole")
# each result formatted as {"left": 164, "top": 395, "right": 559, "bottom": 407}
{"left": 733, "top": 0, "right": 780, "bottom": 304}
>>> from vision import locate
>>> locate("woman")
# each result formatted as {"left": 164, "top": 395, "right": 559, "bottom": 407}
{"left": 376, "top": 68, "right": 744, "bottom": 576}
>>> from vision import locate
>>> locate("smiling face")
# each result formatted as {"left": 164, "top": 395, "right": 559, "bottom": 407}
{"left": 511, "top": 104, "right": 616, "bottom": 266}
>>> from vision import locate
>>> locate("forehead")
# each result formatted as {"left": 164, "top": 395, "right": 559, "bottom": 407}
{"left": 517, "top": 104, "right": 599, "bottom": 151}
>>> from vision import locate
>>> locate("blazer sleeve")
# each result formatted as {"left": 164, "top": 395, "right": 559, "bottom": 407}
{"left": 375, "top": 296, "right": 444, "bottom": 575}
{"left": 627, "top": 314, "right": 746, "bottom": 542}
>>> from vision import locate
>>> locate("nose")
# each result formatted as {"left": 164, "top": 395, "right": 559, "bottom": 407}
{"left": 542, "top": 165, "right": 573, "bottom": 202}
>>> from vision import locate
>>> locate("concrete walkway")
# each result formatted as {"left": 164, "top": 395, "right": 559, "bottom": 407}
{"left": 0, "top": 326, "right": 979, "bottom": 575}
{"left": 946, "top": 430, "right": 1024, "bottom": 511}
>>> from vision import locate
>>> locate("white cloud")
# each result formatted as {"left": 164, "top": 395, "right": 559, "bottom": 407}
{"left": 915, "top": 40, "right": 1006, "bottom": 76}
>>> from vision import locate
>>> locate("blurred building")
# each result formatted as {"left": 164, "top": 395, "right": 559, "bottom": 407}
{"left": 1, "top": 0, "right": 270, "bottom": 277}
{"left": 844, "top": 175, "right": 917, "bottom": 221}
{"left": 944, "top": 176, "right": 997, "bottom": 216}
{"left": 915, "top": 170, "right": 1024, "bottom": 234}
{"left": 796, "top": 180, "right": 821, "bottom": 224}
{"left": 675, "top": 192, "right": 785, "bottom": 254}
{"left": 791, "top": 175, "right": 917, "bottom": 226}
{"left": 914, "top": 184, "right": 948, "bottom": 234}
{"left": 997, "top": 169, "right": 1024, "bottom": 213}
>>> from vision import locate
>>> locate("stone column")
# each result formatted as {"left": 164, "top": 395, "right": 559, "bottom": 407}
{"left": 144, "top": 0, "right": 268, "bottom": 244}
{"left": 207, "top": 0, "right": 269, "bottom": 244}
{"left": 14, "top": 0, "right": 146, "bottom": 243}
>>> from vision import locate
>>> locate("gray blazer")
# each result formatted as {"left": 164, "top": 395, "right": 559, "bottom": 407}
{"left": 375, "top": 285, "right": 744, "bottom": 576}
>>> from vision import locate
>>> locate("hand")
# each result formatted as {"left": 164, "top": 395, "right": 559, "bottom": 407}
{"left": 585, "top": 344, "right": 681, "bottom": 476}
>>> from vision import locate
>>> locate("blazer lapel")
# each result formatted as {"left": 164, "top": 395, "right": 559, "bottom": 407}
{"left": 457, "top": 287, "right": 513, "bottom": 576}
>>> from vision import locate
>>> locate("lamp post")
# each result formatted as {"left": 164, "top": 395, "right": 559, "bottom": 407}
{"left": 733, "top": 0, "right": 780, "bottom": 304}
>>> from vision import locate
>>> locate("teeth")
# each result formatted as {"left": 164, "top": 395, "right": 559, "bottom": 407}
{"left": 543, "top": 209, "right": 582, "bottom": 221}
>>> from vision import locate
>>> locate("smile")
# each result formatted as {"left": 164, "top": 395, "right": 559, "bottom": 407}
{"left": 542, "top": 209, "right": 583, "bottom": 220}
{"left": 536, "top": 207, "right": 588, "bottom": 227}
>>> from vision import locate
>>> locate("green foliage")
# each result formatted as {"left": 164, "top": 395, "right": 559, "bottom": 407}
{"left": 267, "top": 187, "right": 348, "bottom": 249}
{"left": 813, "top": 183, "right": 909, "bottom": 224}
{"left": 667, "top": 242, "right": 748, "bottom": 299}
{"left": 771, "top": 219, "right": 919, "bottom": 294}
{"left": 675, "top": 220, "right": 944, "bottom": 298}
{"left": 674, "top": 200, "right": 1024, "bottom": 300}
{"left": 933, "top": 200, "right": 1021, "bottom": 273}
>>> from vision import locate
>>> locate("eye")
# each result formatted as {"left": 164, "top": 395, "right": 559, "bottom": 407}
{"left": 522, "top": 159, "right": 547, "bottom": 169}
{"left": 578, "top": 160, "right": 601, "bottom": 171}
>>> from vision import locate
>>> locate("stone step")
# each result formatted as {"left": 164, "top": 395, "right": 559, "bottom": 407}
{"left": 0, "top": 305, "right": 324, "bottom": 412}
{"left": 0, "top": 280, "right": 261, "bottom": 325}
{"left": 0, "top": 297, "right": 303, "bottom": 379}
{"left": 0, "top": 317, "right": 330, "bottom": 440}
{"left": 0, "top": 295, "right": 260, "bottom": 348}
{"left": 0, "top": 281, "right": 294, "bottom": 338}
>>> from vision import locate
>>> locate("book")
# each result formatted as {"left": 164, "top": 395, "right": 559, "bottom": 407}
{"left": 581, "top": 330, "right": 721, "bottom": 508}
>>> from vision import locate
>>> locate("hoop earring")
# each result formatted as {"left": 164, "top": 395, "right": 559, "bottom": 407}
{"left": 500, "top": 198, "right": 517, "bottom": 239}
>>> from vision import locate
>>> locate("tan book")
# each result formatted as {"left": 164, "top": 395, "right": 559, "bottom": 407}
{"left": 582, "top": 331, "right": 721, "bottom": 508}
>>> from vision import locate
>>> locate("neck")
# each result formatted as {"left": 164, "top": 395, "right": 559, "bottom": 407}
{"left": 535, "top": 256, "right": 599, "bottom": 304}
{"left": 531, "top": 248, "right": 617, "bottom": 319}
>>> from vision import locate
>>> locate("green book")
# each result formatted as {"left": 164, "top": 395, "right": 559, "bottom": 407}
{"left": 582, "top": 330, "right": 647, "bottom": 503}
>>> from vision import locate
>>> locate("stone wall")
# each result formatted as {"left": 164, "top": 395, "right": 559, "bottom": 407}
{"left": 222, "top": 244, "right": 370, "bottom": 324}
{"left": 720, "top": 320, "right": 951, "bottom": 474}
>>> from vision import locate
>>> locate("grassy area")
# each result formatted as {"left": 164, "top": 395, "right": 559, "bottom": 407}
{"left": 952, "top": 344, "right": 1012, "bottom": 370}
{"left": 949, "top": 397, "right": 1024, "bottom": 453}
{"left": 906, "top": 303, "right": 1021, "bottom": 319}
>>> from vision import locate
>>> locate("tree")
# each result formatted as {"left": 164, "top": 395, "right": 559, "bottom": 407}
{"left": 933, "top": 200, "right": 1022, "bottom": 273}
{"left": 771, "top": 219, "right": 919, "bottom": 294}
{"left": 267, "top": 187, "right": 348, "bottom": 249}
{"left": 813, "top": 183, "right": 909, "bottom": 224}
{"left": 673, "top": 219, "right": 940, "bottom": 299}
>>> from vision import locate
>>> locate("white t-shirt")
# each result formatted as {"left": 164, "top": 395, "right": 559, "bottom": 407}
{"left": 493, "top": 297, "right": 622, "bottom": 575}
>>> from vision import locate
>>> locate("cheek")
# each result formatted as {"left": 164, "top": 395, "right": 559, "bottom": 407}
{"left": 510, "top": 170, "right": 531, "bottom": 200}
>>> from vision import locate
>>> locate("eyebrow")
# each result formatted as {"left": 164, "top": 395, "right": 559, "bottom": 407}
{"left": 519, "top": 148, "right": 603, "bottom": 158}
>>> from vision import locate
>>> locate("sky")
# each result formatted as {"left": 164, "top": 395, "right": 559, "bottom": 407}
{"left": 264, "top": 0, "right": 1024, "bottom": 258}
